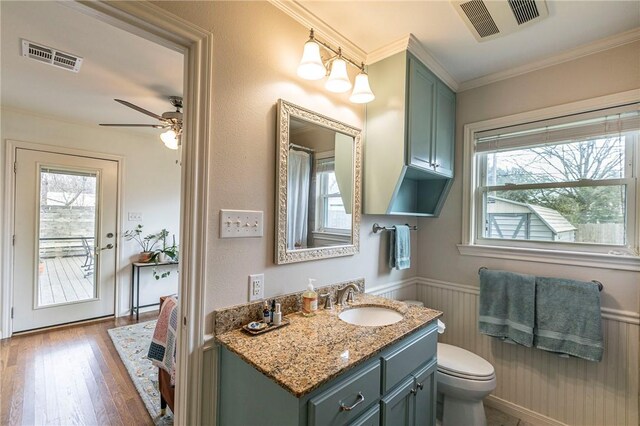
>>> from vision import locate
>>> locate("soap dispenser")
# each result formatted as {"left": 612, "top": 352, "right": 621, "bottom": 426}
{"left": 302, "top": 279, "right": 318, "bottom": 317}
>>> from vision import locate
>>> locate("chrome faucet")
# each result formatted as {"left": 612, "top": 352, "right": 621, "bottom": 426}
{"left": 336, "top": 283, "right": 360, "bottom": 306}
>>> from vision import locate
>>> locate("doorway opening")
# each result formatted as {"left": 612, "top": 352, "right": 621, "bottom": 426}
{"left": 0, "top": 0, "right": 210, "bottom": 424}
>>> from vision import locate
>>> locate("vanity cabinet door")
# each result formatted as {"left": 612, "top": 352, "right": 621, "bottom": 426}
{"left": 407, "top": 55, "right": 436, "bottom": 171}
{"left": 381, "top": 377, "right": 415, "bottom": 426}
{"left": 412, "top": 358, "right": 438, "bottom": 426}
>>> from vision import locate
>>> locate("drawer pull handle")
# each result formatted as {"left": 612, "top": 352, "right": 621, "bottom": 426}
{"left": 339, "top": 392, "right": 365, "bottom": 411}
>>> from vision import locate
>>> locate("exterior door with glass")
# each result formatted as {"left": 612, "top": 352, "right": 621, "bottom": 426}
{"left": 12, "top": 148, "right": 118, "bottom": 332}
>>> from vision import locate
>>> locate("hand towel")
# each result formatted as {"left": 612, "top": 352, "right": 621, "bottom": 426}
{"left": 389, "top": 225, "right": 410, "bottom": 270}
{"left": 148, "top": 296, "right": 179, "bottom": 385}
{"left": 535, "top": 277, "right": 603, "bottom": 362}
{"left": 479, "top": 268, "right": 535, "bottom": 347}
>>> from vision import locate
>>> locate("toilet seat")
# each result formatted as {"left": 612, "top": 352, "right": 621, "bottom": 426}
{"left": 437, "top": 343, "right": 495, "bottom": 381}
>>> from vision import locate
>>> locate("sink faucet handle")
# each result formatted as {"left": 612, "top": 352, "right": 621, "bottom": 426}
{"left": 346, "top": 289, "right": 355, "bottom": 304}
{"left": 320, "top": 293, "right": 333, "bottom": 310}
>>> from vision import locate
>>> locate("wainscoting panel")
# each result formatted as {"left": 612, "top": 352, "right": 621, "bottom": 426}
{"left": 366, "top": 279, "right": 417, "bottom": 301}
{"left": 416, "top": 278, "right": 639, "bottom": 426}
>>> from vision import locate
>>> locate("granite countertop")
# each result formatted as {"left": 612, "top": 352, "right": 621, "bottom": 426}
{"left": 215, "top": 294, "right": 443, "bottom": 397}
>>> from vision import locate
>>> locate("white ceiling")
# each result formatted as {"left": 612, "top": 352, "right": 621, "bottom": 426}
{"left": 1, "top": 0, "right": 637, "bottom": 128}
{"left": 0, "top": 1, "right": 183, "bottom": 134}
{"left": 299, "top": 0, "right": 640, "bottom": 84}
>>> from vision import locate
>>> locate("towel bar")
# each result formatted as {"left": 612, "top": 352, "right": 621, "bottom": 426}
{"left": 372, "top": 223, "right": 418, "bottom": 233}
{"left": 477, "top": 267, "right": 604, "bottom": 292}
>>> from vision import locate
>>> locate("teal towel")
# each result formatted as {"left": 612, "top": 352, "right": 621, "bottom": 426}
{"left": 389, "top": 225, "right": 410, "bottom": 270}
{"left": 535, "top": 277, "right": 603, "bottom": 362}
{"left": 479, "top": 269, "right": 535, "bottom": 347}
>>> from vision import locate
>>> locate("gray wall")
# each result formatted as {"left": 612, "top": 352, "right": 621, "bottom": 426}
{"left": 153, "top": 1, "right": 418, "bottom": 331}
{"left": 417, "top": 40, "right": 640, "bottom": 314}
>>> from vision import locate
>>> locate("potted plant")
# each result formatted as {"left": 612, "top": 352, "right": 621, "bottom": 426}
{"left": 151, "top": 230, "right": 179, "bottom": 263}
{"left": 152, "top": 231, "right": 179, "bottom": 280}
{"left": 124, "top": 224, "right": 164, "bottom": 262}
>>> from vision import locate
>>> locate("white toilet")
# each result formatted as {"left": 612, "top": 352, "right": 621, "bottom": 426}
{"left": 404, "top": 301, "right": 496, "bottom": 426}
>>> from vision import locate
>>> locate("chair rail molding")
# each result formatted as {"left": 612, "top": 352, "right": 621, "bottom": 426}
{"left": 65, "top": 2, "right": 213, "bottom": 425}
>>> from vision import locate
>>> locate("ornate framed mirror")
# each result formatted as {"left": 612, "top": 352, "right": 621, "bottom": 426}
{"left": 275, "top": 100, "right": 362, "bottom": 264}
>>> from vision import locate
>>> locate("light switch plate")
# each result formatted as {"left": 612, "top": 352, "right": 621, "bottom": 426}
{"left": 220, "top": 209, "right": 264, "bottom": 238}
{"left": 128, "top": 212, "right": 143, "bottom": 221}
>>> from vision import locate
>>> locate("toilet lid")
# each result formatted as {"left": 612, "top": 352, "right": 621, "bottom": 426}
{"left": 437, "top": 343, "right": 495, "bottom": 380}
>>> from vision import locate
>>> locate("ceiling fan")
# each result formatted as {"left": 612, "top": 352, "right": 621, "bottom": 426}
{"left": 99, "top": 96, "right": 183, "bottom": 149}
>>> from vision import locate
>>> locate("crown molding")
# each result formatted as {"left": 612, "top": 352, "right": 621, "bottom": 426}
{"left": 366, "top": 34, "right": 460, "bottom": 92}
{"left": 268, "top": 0, "right": 366, "bottom": 63}
{"left": 459, "top": 27, "right": 640, "bottom": 92}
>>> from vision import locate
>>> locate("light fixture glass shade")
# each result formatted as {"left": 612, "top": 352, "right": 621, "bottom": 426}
{"left": 325, "top": 58, "right": 352, "bottom": 93}
{"left": 349, "top": 72, "right": 375, "bottom": 104}
{"left": 160, "top": 129, "right": 179, "bottom": 150}
{"left": 297, "top": 40, "right": 325, "bottom": 80}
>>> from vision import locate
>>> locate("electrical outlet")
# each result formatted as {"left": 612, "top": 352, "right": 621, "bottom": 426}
{"left": 248, "top": 274, "right": 264, "bottom": 302}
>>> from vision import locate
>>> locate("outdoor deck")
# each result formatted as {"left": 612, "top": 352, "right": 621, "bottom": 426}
{"left": 39, "top": 256, "right": 94, "bottom": 306}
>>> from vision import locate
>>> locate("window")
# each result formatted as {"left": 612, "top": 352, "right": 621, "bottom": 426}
{"left": 315, "top": 157, "right": 352, "bottom": 233}
{"left": 461, "top": 96, "right": 640, "bottom": 268}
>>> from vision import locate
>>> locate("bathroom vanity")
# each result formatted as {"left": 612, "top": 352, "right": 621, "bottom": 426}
{"left": 216, "top": 295, "right": 442, "bottom": 426}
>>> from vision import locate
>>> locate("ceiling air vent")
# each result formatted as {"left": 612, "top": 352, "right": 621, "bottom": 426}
{"left": 508, "top": 0, "right": 540, "bottom": 25}
{"left": 452, "top": 0, "right": 548, "bottom": 42}
{"left": 459, "top": 1, "right": 500, "bottom": 39}
{"left": 21, "top": 39, "right": 83, "bottom": 73}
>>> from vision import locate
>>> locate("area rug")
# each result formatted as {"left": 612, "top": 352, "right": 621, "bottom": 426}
{"left": 108, "top": 320, "right": 173, "bottom": 425}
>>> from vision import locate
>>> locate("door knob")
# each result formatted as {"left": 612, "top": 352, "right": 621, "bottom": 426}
{"left": 100, "top": 243, "right": 114, "bottom": 251}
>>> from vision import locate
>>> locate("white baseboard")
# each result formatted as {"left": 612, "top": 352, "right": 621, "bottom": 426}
{"left": 485, "top": 395, "right": 568, "bottom": 426}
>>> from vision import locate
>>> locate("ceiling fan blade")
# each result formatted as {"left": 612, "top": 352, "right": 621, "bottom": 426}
{"left": 99, "top": 123, "right": 166, "bottom": 128}
{"left": 114, "top": 99, "right": 164, "bottom": 121}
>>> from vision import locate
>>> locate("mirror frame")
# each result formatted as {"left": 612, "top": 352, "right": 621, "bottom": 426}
{"left": 275, "top": 99, "right": 362, "bottom": 264}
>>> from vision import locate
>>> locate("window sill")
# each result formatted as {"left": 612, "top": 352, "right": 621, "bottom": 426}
{"left": 457, "top": 244, "right": 640, "bottom": 272}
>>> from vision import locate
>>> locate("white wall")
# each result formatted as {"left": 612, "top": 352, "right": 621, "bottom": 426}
{"left": 416, "top": 42, "right": 640, "bottom": 425}
{"left": 0, "top": 108, "right": 182, "bottom": 317}
{"left": 153, "top": 1, "right": 418, "bottom": 333}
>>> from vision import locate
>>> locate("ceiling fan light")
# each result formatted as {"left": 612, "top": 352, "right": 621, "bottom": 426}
{"left": 325, "top": 58, "right": 352, "bottom": 93}
{"left": 297, "top": 40, "right": 325, "bottom": 80}
{"left": 160, "top": 129, "right": 179, "bottom": 150}
{"left": 349, "top": 72, "right": 375, "bottom": 104}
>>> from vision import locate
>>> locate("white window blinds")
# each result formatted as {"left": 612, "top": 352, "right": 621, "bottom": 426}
{"left": 475, "top": 103, "right": 640, "bottom": 153}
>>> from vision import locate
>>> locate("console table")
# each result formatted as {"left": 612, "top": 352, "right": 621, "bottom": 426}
{"left": 130, "top": 261, "right": 178, "bottom": 320}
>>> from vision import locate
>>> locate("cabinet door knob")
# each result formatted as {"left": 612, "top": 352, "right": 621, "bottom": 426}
{"left": 417, "top": 382, "right": 424, "bottom": 390}
{"left": 339, "top": 392, "right": 365, "bottom": 411}
{"left": 434, "top": 163, "right": 440, "bottom": 168}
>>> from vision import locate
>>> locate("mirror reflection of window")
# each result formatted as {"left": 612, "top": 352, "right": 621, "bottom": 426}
{"left": 315, "top": 156, "right": 352, "bottom": 233}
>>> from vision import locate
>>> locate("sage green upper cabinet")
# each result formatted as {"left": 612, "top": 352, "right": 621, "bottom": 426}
{"left": 364, "top": 51, "right": 456, "bottom": 217}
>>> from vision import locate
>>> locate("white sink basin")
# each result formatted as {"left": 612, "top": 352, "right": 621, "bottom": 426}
{"left": 339, "top": 306, "right": 403, "bottom": 327}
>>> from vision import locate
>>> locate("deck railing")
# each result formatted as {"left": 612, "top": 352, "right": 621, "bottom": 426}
{"left": 39, "top": 236, "right": 94, "bottom": 259}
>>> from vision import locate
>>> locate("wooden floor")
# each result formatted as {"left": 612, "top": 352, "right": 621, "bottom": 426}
{"left": 0, "top": 313, "right": 158, "bottom": 426}
{"left": 39, "top": 256, "right": 95, "bottom": 307}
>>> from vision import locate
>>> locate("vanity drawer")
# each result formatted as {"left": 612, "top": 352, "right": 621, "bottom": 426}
{"left": 308, "top": 361, "right": 380, "bottom": 426}
{"left": 381, "top": 324, "right": 437, "bottom": 392}
{"left": 351, "top": 404, "right": 380, "bottom": 426}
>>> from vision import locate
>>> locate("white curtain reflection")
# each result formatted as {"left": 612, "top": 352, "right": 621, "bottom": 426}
{"left": 287, "top": 149, "right": 311, "bottom": 249}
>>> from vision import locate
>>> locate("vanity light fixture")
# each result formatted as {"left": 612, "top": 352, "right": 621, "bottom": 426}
{"left": 296, "top": 29, "right": 375, "bottom": 104}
